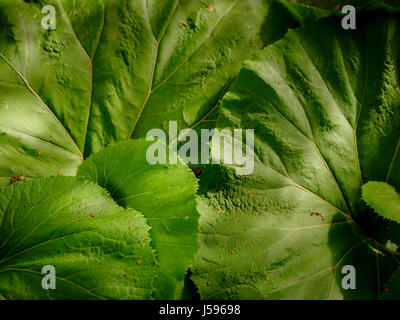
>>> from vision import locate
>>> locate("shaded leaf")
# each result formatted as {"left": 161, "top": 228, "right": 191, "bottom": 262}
{"left": 0, "top": 0, "right": 297, "bottom": 184}
{"left": 380, "top": 267, "right": 400, "bottom": 299}
{"left": 388, "top": 222, "right": 400, "bottom": 246}
{"left": 192, "top": 12, "right": 400, "bottom": 299}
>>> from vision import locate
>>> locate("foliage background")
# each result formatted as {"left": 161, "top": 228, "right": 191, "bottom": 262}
{"left": 0, "top": 0, "right": 399, "bottom": 300}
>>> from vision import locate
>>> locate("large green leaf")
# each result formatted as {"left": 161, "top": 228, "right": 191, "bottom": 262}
{"left": 192, "top": 12, "right": 400, "bottom": 299}
{"left": 0, "top": 0, "right": 297, "bottom": 186}
{"left": 362, "top": 182, "right": 400, "bottom": 223}
{"left": 77, "top": 139, "right": 199, "bottom": 299}
{"left": 0, "top": 176, "right": 156, "bottom": 299}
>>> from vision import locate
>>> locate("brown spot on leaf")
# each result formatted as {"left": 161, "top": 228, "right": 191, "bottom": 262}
{"left": 311, "top": 211, "right": 325, "bottom": 220}
{"left": 9, "top": 174, "right": 27, "bottom": 185}
{"left": 207, "top": 5, "right": 215, "bottom": 13}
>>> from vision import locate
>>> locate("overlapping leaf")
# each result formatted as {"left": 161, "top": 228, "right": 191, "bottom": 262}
{"left": 78, "top": 140, "right": 199, "bottom": 299}
{"left": 0, "top": 0, "right": 297, "bottom": 186}
{"left": 192, "top": 12, "right": 400, "bottom": 299}
{"left": 0, "top": 176, "right": 156, "bottom": 299}
{"left": 1, "top": 0, "right": 400, "bottom": 301}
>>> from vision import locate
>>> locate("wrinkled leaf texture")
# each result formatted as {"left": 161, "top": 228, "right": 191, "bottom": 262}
{"left": 0, "top": 0, "right": 295, "bottom": 186}
{"left": 0, "top": 0, "right": 300, "bottom": 300}
{"left": 192, "top": 12, "right": 400, "bottom": 299}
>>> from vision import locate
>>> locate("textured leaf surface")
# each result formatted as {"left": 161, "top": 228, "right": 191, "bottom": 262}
{"left": 0, "top": 176, "right": 156, "bottom": 300}
{"left": 0, "top": 0, "right": 296, "bottom": 185}
{"left": 362, "top": 182, "right": 400, "bottom": 223}
{"left": 192, "top": 13, "right": 400, "bottom": 299}
{"left": 77, "top": 140, "right": 199, "bottom": 299}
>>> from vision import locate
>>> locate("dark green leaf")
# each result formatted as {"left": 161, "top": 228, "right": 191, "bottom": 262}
{"left": 380, "top": 267, "right": 400, "bottom": 299}
{"left": 192, "top": 12, "right": 400, "bottom": 299}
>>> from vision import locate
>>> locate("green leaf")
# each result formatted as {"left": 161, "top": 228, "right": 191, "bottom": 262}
{"left": 77, "top": 139, "right": 199, "bottom": 299}
{"left": 192, "top": 12, "right": 400, "bottom": 299}
{"left": 362, "top": 182, "right": 400, "bottom": 223}
{"left": 380, "top": 267, "right": 400, "bottom": 299}
{"left": 0, "top": 176, "right": 156, "bottom": 300}
{"left": 0, "top": 0, "right": 297, "bottom": 182}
